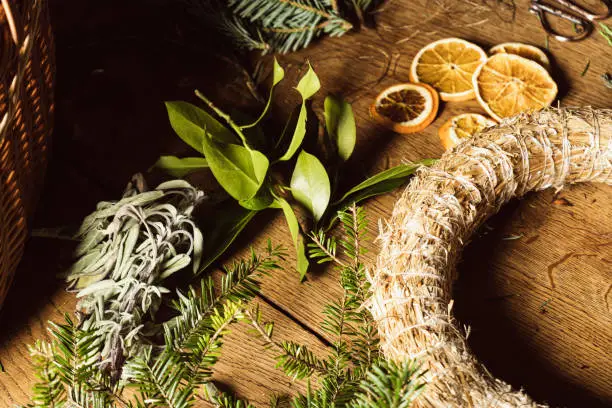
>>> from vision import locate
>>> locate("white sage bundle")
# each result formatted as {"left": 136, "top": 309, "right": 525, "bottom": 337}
{"left": 66, "top": 174, "right": 205, "bottom": 380}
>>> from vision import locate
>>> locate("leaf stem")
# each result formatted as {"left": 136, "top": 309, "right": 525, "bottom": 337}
{"left": 350, "top": 204, "right": 361, "bottom": 268}
{"left": 194, "top": 90, "right": 249, "bottom": 147}
{"left": 350, "top": 0, "right": 365, "bottom": 25}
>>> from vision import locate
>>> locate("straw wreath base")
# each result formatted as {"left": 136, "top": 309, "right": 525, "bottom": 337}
{"left": 370, "top": 107, "right": 611, "bottom": 407}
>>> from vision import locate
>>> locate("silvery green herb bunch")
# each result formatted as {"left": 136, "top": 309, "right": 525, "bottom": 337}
{"left": 65, "top": 175, "right": 205, "bottom": 381}
{"left": 156, "top": 59, "right": 433, "bottom": 278}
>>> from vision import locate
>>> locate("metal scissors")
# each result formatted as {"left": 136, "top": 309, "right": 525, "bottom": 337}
{"left": 529, "top": 0, "right": 612, "bottom": 42}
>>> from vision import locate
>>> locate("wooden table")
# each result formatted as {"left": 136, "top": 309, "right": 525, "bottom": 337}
{"left": 1, "top": 0, "right": 610, "bottom": 406}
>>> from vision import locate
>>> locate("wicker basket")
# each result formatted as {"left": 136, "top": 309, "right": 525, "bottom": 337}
{"left": 0, "top": 0, "right": 54, "bottom": 309}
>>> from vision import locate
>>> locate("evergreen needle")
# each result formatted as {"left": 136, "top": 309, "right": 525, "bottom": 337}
{"left": 581, "top": 60, "right": 590, "bottom": 77}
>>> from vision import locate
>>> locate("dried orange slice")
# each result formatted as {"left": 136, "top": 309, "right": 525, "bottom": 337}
{"left": 438, "top": 113, "right": 496, "bottom": 150}
{"left": 473, "top": 54, "right": 558, "bottom": 122}
{"left": 490, "top": 42, "right": 550, "bottom": 71}
{"left": 370, "top": 83, "right": 439, "bottom": 134}
{"left": 409, "top": 38, "right": 487, "bottom": 102}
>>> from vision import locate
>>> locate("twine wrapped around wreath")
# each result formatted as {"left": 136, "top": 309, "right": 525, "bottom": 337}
{"left": 370, "top": 107, "right": 611, "bottom": 407}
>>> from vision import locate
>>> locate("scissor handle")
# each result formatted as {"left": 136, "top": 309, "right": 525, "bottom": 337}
{"left": 530, "top": 0, "right": 596, "bottom": 42}
{"left": 550, "top": 0, "right": 612, "bottom": 21}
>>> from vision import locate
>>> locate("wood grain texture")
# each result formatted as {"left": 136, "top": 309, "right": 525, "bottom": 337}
{"left": 0, "top": 0, "right": 610, "bottom": 406}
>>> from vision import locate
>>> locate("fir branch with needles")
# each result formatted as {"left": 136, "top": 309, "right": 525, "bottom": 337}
{"left": 226, "top": 0, "right": 353, "bottom": 54}
{"left": 184, "top": 0, "right": 385, "bottom": 54}
{"left": 350, "top": 360, "right": 425, "bottom": 408}
{"left": 122, "top": 347, "right": 195, "bottom": 408}
{"left": 247, "top": 204, "right": 426, "bottom": 407}
{"left": 24, "top": 315, "right": 125, "bottom": 408}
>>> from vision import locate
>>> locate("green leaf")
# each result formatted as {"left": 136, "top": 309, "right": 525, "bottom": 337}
{"left": 165, "top": 101, "right": 236, "bottom": 153}
{"left": 242, "top": 58, "right": 285, "bottom": 130}
{"left": 275, "top": 198, "right": 309, "bottom": 278}
{"left": 324, "top": 95, "right": 356, "bottom": 161}
{"left": 240, "top": 186, "right": 275, "bottom": 210}
{"left": 250, "top": 149, "right": 269, "bottom": 184}
{"left": 335, "top": 160, "right": 435, "bottom": 205}
{"left": 334, "top": 178, "right": 405, "bottom": 212}
{"left": 201, "top": 136, "right": 269, "bottom": 201}
{"left": 278, "top": 64, "right": 320, "bottom": 161}
{"left": 197, "top": 203, "right": 258, "bottom": 275}
{"left": 153, "top": 156, "right": 209, "bottom": 178}
{"left": 295, "top": 63, "right": 321, "bottom": 100}
{"left": 290, "top": 150, "right": 330, "bottom": 222}
{"left": 326, "top": 160, "right": 436, "bottom": 230}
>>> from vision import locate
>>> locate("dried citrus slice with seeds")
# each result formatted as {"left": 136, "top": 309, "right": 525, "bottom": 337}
{"left": 410, "top": 38, "right": 487, "bottom": 102}
{"left": 370, "top": 83, "right": 439, "bottom": 134}
{"left": 438, "top": 113, "right": 496, "bottom": 150}
{"left": 473, "top": 53, "right": 558, "bottom": 122}
{"left": 489, "top": 42, "right": 550, "bottom": 71}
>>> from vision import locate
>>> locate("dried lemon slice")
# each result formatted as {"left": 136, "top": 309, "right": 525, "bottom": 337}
{"left": 490, "top": 42, "right": 550, "bottom": 70}
{"left": 438, "top": 113, "right": 496, "bottom": 150}
{"left": 370, "top": 83, "right": 439, "bottom": 134}
{"left": 473, "top": 53, "right": 558, "bottom": 121}
{"left": 410, "top": 38, "right": 487, "bottom": 102}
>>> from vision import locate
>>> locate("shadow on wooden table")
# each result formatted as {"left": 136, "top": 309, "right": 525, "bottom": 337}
{"left": 454, "top": 198, "right": 610, "bottom": 408}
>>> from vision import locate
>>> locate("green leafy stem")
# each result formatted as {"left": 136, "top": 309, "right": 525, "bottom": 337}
{"left": 154, "top": 59, "right": 434, "bottom": 278}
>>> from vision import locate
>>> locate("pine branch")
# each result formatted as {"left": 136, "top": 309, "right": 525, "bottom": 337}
{"left": 350, "top": 360, "right": 425, "bottom": 408}
{"left": 246, "top": 306, "right": 328, "bottom": 381}
{"left": 225, "top": 0, "right": 353, "bottom": 53}
{"left": 161, "top": 243, "right": 284, "bottom": 386}
{"left": 25, "top": 315, "right": 126, "bottom": 408}
{"left": 219, "top": 15, "right": 270, "bottom": 52}
{"left": 277, "top": 341, "right": 328, "bottom": 380}
{"left": 28, "top": 237, "right": 289, "bottom": 407}
{"left": 321, "top": 296, "right": 349, "bottom": 345}
{"left": 338, "top": 204, "right": 368, "bottom": 264}
{"left": 211, "top": 392, "right": 255, "bottom": 408}
{"left": 123, "top": 347, "right": 194, "bottom": 408}
{"left": 245, "top": 307, "right": 282, "bottom": 353}
{"left": 260, "top": 206, "right": 411, "bottom": 407}
{"left": 48, "top": 316, "right": 103, "bottom": 395}
{"left": 165, "top": 243, "right": 284, "bottom": 354}
{"left": 28, "top": 340, "right": 64, "bottom": 407}
{"left": 308, "top": 231, "right": 346, "bottom": 267}
{"left": 186, "top": 0, "right": 387, "bottom": 53}
{"left": 183, "top": 300, "right": 246, "bottom": 385}
{"left": 220, "top": 243, "right": 286, "bottom": 302}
